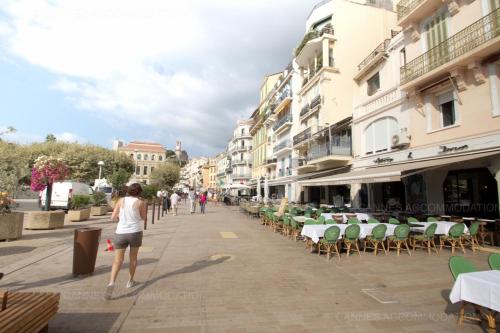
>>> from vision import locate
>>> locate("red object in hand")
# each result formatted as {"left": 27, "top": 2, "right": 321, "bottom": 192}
{"left": 105, "top": 239, "right": 114, "bottom": 252}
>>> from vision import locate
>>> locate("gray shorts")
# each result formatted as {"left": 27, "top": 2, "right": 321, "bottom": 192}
{"left": 114, "top": 231, "right": 143, "bottom": 249}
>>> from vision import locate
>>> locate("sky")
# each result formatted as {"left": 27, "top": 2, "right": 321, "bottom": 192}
{"left": 0, "top": 0, "right": 314, "bottom": 156}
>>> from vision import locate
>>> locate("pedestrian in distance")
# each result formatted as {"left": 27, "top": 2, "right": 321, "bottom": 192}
{"left": 200, "top": 191, "right": 207, "bottom": 214}
{"left": 162, "top": 191, "right": 170, "bottom": 213}
{"left": 170, "top": 191, "right": 179, "bottom": 216}
{"left": 189, "top": 188, "right": 196, "bottom": 214}
{"left": 105, "top": 183, "right": 146, "bottom": 300}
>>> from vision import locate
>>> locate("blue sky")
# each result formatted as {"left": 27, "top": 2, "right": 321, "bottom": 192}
{"left": 0, "top": 0, "right": 312, "bottom": 156}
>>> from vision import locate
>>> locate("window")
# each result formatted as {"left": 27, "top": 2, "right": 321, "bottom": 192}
{"left": 438, "top": 91, "right": 456, "bottom": 127}
{"left": 367, "top": 72, "right": 380, "bottom": 96}
{"left": 143, "top": 166, "right": 148, "bottom": 175}
{"left": 136, "top": 166, "right": 140, "bottom": 175}
{"left": 151, "top": 167, "right": 154, "bottom": 173}
{"left": 152, "top": 155, "right": 155, "bottom": 161}
{"left": 364, "top": 117, "right": 398, "bottom": 155}
{"left": 159, "top": 155, "right": 163, "bottom": 161}
{"left": 137, "top": 154, "right": 142, "bottom": 160}
{"left": 144, "top": 154, "right": 149, "bottom": 161}
{"left": 240, "top": 153, "right": 244, "bottom": 160}
{"left": 241, "top": 128, "right": 245, "bottom": 135}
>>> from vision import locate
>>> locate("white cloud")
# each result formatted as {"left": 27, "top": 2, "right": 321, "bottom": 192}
{"left": 0, "top": 0, "right": 311, "bottom": 154}
{"left": 55, "top": 132, "right": 86, "bottom": 143}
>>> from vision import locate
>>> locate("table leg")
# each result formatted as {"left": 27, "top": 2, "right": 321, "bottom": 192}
{"left": 485, "top": 310, "right": 496, "bottom": 333}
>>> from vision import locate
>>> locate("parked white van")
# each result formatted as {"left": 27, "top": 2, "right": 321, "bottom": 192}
{"left": 39, "top": 182, "right": 93, "bottom": 210}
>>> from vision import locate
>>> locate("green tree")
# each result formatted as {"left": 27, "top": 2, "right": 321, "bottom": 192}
{"left": 45, "top": 134, "right": 56, "bottom": 142}
{"left": 150, "top": 163, "right": 180, "bottom": 190}
{"left": 108, "top": 168, "right": 131, "bottom": 191}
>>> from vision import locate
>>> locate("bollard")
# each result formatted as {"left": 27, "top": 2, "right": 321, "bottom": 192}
{"left": 144, "top": 203, "right": 148, "bottom": 230}
{"left": 152, "top": 201, "right": 156, "bottom": 225}
{"left": 157, "top": 199, "right": 161, "bottom": 220}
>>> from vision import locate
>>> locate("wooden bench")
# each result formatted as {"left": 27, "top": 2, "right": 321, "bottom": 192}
{"left": 0, "top": 290, "right": 60, "bottom": 333}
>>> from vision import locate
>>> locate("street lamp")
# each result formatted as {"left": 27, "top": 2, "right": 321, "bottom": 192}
{"left": 97, "top": 161, "right": 105, "bottom": 191}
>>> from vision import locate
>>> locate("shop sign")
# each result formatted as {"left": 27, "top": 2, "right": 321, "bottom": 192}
{"left": 438, "top": 145, "right": 469, "bottom": 154}
{"left": 374, "top": 157, "right": 394, "bottom": 164}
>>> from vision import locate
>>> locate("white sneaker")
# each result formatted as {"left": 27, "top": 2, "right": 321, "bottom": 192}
{"left": 126, "top": 280, "right": 138, "bottom": 289}
{"left": 104, "top": 283, "right": 114, "bottom": 300}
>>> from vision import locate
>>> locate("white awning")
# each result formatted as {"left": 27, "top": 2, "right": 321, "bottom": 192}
{"left": 298, "top": 150, "right": 500, "bottom": 186}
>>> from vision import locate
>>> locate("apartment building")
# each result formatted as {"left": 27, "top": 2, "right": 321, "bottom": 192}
{"left": 229, "top": 120, "right": 253, "bottom": 186}
{"left": 215, "top": 152, "right": 229, "bottom": 190}
{"left": 116, "top": 141, "right": 167, "bottom": 185}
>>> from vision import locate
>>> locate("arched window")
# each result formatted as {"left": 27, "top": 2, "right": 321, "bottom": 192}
{"left": 137, "top": 154, "right": 142, "bottom": 160}
{"left": 364, "top": 117, "right": 398, "bottom": 155}
{"left": 151, "top": 154, "right": 155, "bottom": 161}
{"left": 144, "top": 154, "right": 149, "bottom": 160}
{"left": 159, "top": 155, "right": 163, "bottom": 161}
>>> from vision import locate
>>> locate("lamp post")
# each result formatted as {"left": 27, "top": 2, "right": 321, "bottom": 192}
{"left": 97, "top": 161, "right": 105, "bottom": 191}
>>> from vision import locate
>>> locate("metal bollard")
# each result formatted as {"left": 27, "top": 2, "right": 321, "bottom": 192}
{"left": 152, "top": 201, "right": 156, "bottom": 225}
{"left": 157, "top": 199, "right": 161, "bottom": 220}
{"left": 144, "top": 203, "right": 148, "bottom": 230}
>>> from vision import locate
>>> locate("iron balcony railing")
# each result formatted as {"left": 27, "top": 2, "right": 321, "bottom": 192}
{"left": 273, "top": 140, "right": 292, "bottom": 154}
{"left": 293, "top": 127, "right": 312, "bottom": 146}
{"left": 295, "top": 24, "right": 334, "bottom": 56}
{"left": 225, "top": 167, "right": 233, "bottom": 173}
{"left": 300, "top": 104, "right": 310, "bottom": 117}
{"left": 272, "top": 88, "right": 292, "bottom": 110}
{"left": 401, "top": 8, "right": 500, "bottom": 84}
{"left": 310, "top": 95, "right": 321, "bottom": 109}
{"left": 396, "top": 0, "right": 423, "bottom": 20}
{"left": 233, "top": 173, "right": 251, "bottom": 179}
{"left": 278, "top": 168, "right": 293, "bottom": 177}
{"left": 265, "top": 158, "right": 277, "bottom": 165}
{"left": 358, "top": 39, "right": 391, "bottom": 72}
{"left": 308, "top": 140, "right": 352, "bottom": 161}
{"left": 232, "top": 159, "right": 249, "bottom": 166}
{"left": 272, "top": 113, "right": 292, "bottom": 131}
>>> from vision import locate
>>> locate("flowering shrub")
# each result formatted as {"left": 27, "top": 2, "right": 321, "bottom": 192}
{"left": 0, "top": 192, "right": 15, "bottom": 214}
{"left": 30, "top": 156, "right": 69, "bottom": 191}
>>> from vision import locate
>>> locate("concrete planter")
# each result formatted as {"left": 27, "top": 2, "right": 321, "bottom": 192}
{"left": 91, "top": 206, "right": 108, "bottom": 216}
{"left": 0, "top": 212, "right": 24, "bottom": 241}
{"left": 68, "top": 208, "right": 91, "bottom": 222}
{"left": 25, "top": 211, "right": 65, "bottom": 230}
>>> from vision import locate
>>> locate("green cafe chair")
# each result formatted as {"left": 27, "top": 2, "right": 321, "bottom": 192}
{"left": 462, "top": 222, "right": 480, "bottom": 252}
{"left": 290, "top": 217, "right": 301, "bottom": 242}
{"left": 318, "top": 226, "right": 341, "bottom": 261}
{"left": 407, "top": 217, "right": 419, "bottom": 224}
{"left": 440, "top": 223, "right": 466, "bottom": 254}
{"left": 411, "top": 222, "right": 438, "bottom": 254}
{"left": 347, "top": 217, "right": 359, "bottom": 224}
{"left": 304, "top": 212, "right": 312, "bottom": 218}
{"left": 343, "top": 224, "right": 361, "bottom": 256}
{"left": 367, "top": 218, "right": 380, "bottom": 224}
{"left": 317, "top": 215, "right": 326, "bottom": 224}
{"left": 489, "top": 253, "right": 500, "bottom": 270}
{"left": 386, "top": 224, "right": 411, "bottom": 256}
{"left": 304, "top": 219, "right": 317, "bottom": 225}
{"left": 364, "top": 223, "right": 387, "bottom": 256}
{"left": 427, "top": 216, "right": 438, "bottom": 222}
{"left": 448, "top": 256, "right": 478, "bottom": 327}
{"left": 282, "top": 214, "right": 291, "bottom": 236}
{"left": 388, "top": 217, "right": 400, "bottom": 225}
{"left": 325, "top": 219, "right": 336, "bottom": 225}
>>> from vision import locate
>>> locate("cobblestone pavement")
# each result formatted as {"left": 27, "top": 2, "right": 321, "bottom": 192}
{"left": 0, "top": 202, "right": 493, "bottom": 333}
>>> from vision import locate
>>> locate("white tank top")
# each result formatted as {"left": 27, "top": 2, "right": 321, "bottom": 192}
{"left": 116, "top": 197, "right": 143, "bottom": 234}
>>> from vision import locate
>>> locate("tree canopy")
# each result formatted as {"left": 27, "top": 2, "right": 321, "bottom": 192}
{"left": 150, "top": 162, "right": 180, "bottom": 190}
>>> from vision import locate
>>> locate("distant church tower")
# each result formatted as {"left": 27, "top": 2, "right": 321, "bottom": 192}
{"left": 175, "top": 141, "right": 182, "bottom": 159}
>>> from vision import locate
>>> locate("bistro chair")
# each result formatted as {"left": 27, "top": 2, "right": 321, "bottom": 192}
{"left": 343, "top": 224, "right": 361, "bottom": 256}
{"left": 489, "top": 253, "right": 500, "bottom": 270}
{"left": 367, "top": 218, "right": 380, "bottom": 224}
{"left": 477, "top": 219, "right": 496, "bottom": 246}
{"left": 386, "top": 224, "right": 411, "bottom": 256}
{"left": 318, "top": 226, "right": 341, "bottom": 261}
{"left": 304, "top": 219, "right": 317, "bottom": 225}
{"left": 407, "top": 217, "right": 419, "bottom": 224}
{"left": 388, "top": 217, "right": 400, "bottom": 225}
{"left": 411, "top": 222, "right": 438, "bottom": 254}
{"left": 272, "top": 213, "right": 283, "bottom": 233}
{"left": 282, "top": 215, "right": 291, "bottom": 236}
{"left": 347, "top": 217, "right": 360, "bottom": 224}
{"left": 440, "top": 223, "right": 466, "bottom": 254}
{"left": 290, "top": 217, "right": 302, "bottom": 242}
{"left": 325, "top": 219, "right": 336, "bottom": 225}
{"left": 304, "top": 212, "right": 312, "bottom": 218}
{"left": 462, "top": 222, "right": 480, "bottom": 252}
{"left": 333, "top": 214, "right": 344, "bottom": 224}
{"left": 317, "top": 208, "right": 324, "bottom": 215}
{"left": 364, "top": 223, "right": 387, "bottom": 256}
{"left": 317, "top": 215, "right": 326, "bottom": 224}
{"left": 427, "top": 216, "right": 438, "bottom": 222}
{"left": 448, "top": 256, "right": 481, "bottom": 327}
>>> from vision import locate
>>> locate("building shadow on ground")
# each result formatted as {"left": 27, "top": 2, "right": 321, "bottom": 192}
{"left": 0, "top": 258, "right": 159, "bottom": 291}
{"left": 0, "top": 246, "right": 37, "bottom": 256}
{"left": 113, "top": 256, "right": 231, "bottom": 300}
{"left": 49, "top": 312, "right": 120, "bottom": 333}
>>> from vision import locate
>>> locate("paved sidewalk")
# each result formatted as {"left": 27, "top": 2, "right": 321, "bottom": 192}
{"left": 0, "top": 202, "right": 492, "bottom": 332}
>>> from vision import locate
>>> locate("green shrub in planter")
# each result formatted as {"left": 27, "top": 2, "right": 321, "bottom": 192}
{"left": 70, "top": 195, "right": 91, "bottom": 210}
{"left": 92, "top": 191, "right": 107, "bottom": 206}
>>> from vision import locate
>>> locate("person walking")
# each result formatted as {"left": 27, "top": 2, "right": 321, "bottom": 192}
{"left": 162, "top": 191, "right": 170, "bottom": 214}
{"left": 199, "top": 191, "right": 207, "bottom": 214}
{"left": 188, "top": 188, "right": 196, "bottom": 214}
{"left": 105, "top": 183, "right": 146, "bottom": 300}
{"left": 170, "top": 192, "right": 179, "bottom": 216}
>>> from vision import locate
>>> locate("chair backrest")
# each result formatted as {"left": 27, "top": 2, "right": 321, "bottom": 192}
{"left": 407, "top": 217, "right": 419, "bottom": 224}
{"left": 325, "top": 219, "right": 336, "bottom": 224}
{"left": 317, "top": 215, "right": 326, "bottom": 224}
{"left": 448, "top": 223, "right": 465, "bottom": 238}
{"left": 323, "top": 226, "right": 341, "bottom": 242}
{"left": 371, "top": 223, "right": 387, "bottom": 240}
{"left": 489, "top": 253, "right": 500, "bottom": 270}
{"left": 283, "top": 215, "right": 290, "bottom": 226}
{"left": 348, "top": 218, "right": 359, "bottom": 224}
{"left": 345, "top": 224, "right": 360, "bottom": 240}
{"left": 317, "top": 208, "right": 324, "bottom": 215}
{"left": 468, "top": 222, "right": 480, "bottom": 236}
{"left": 304, "top": 212, "right": 312, "bottom": 218}
{"left": 304, "top": 219, "right": 316, "bottom": 225}
{"left": 393, "top": 224, "right": 410, "bottom": 240}
{"left": 424, "top": 222, "right": 437, "bottom": 238}
{"left": 449, "top": 256, "right": 477, "bottom": 280}
{"left": 388, "top": 217, "right": 400, "bottom": 225}
{"left": 367, "top": 218, "right": 380, "bottom": 224}
{"left": 291, "top": 218, "right": 298, "bottom": 229}
{"left": 427, "top": 216, "right": 438, "bottom": 222}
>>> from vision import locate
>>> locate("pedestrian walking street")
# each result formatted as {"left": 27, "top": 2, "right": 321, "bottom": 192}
{"left": 0, "top": 201, "right": 494, "bottom": 333}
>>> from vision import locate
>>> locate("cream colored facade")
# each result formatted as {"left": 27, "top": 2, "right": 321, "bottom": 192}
{"left": 215, "top": 152, "right": 229, "bottom": 190}
{"left": 229, "top": 120, "right": 253, "bottom": 185}
{"left": 117, "top": 141, "right": 167, "bottom": 185}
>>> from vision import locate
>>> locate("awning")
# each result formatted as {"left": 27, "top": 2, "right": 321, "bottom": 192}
{"left": 298, "top": 150, "right": 500, "bottom": 186}
{"left": 268, "top": 176, "right": 297, "bottom": 186}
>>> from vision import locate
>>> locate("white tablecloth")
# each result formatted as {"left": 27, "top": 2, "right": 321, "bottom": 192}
{"left": 301, "top": 223, "right": 398, "bottom": 243}
{"left": 292, "top": 216, "right": 316, "bottom": 223}
{"left": 449, "top": 270, "right": 500, "bottom": 312}
{"left": 410, "top": 221, "right": 469, "bottom": 235}
{"left": 321, "top": 213, "right": 371, "bottom": 223}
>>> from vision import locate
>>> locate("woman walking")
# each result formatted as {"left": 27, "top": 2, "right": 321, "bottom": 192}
{"left": 199, "top": 191, "right": 207, "bottom": 214}
{"left": 105, "top": 183, "right": 146, "bottom": 300}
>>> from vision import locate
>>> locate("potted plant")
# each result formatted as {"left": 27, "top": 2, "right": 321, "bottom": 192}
{"left": 68, "top": 195, "right": 91, "bottom": 222}
{"left": 26, "top": 156, "right": 68, "bottom": 230}
{"left": 0, "top": 192, "right": 24, "bottom": 241}
{"left": 91, "top": 191, "right": 108, "bottom": 216}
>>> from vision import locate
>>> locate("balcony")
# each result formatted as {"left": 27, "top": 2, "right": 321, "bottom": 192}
{"left": 396, "top": 0, "right": 446, "bottom": 26}
{"left": 295, "top": 24, "right": 334, "bottom": 57}
{"left": 400, "top": 9, "right": 500, "bottom": 89}
{"left": 265, "top": 158, "right": 278, "bottom": 166}
{"left": 234, "top": 145, "right": 251, "bottom": 153}
{"left": 278, "top": 168, "right": 293, "bottom": 178}
{"left": 232, "top": 173, "right": 251, "bottom": 180}
{"left": 232, "top": 159, "right": 250, "bottom": 166}
{"left": 225, "top": 167, "right": 233, "bottom": 173}
{"left": 273, "top": 140, "right": 292, "bottom": 154}
{"left": 300, "top": 95, "right": 321, "bottom": 121}
{"left": 272, "top": 113, "right": 293, "bottom": 134}
{"left": 300, "top": 105, "right": 310, "bottom": 117}
{"left": 355, "top": 39, "right": 391, "bottom": 81}
{"left": 233, "top": 133, "right": 252, "bottom": 141}
{"left": 293, "top": 127, "right": 312, "bottom": 146}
